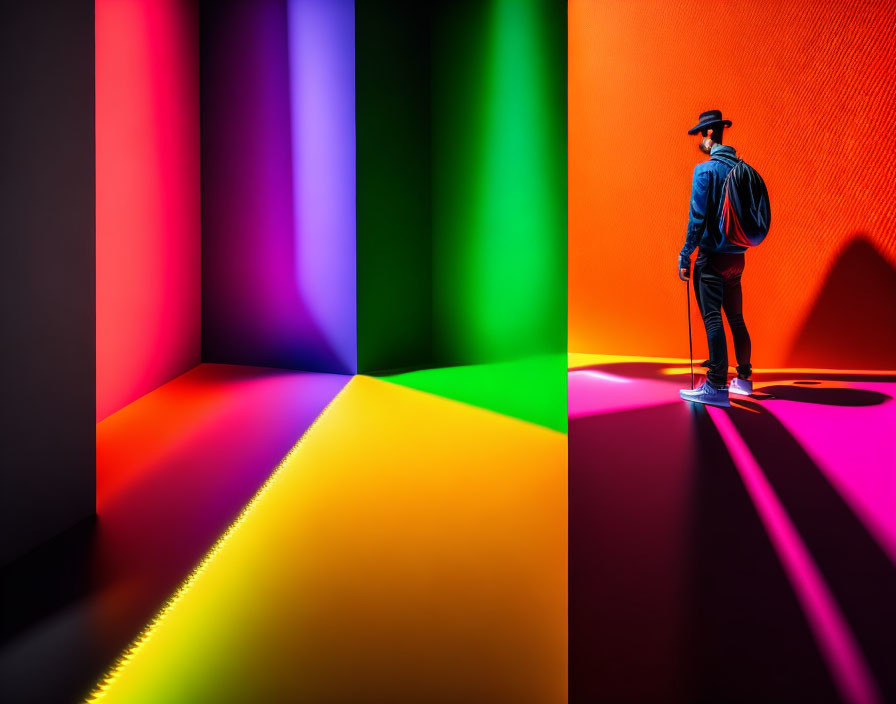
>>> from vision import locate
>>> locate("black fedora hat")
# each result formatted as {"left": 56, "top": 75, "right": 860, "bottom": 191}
{"left": 687, "top": 109, "right": 732, "bottom": 135}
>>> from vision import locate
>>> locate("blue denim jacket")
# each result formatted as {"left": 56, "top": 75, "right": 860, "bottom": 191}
{"left": 678, "top": 144, "right": 747, "bottom": 269}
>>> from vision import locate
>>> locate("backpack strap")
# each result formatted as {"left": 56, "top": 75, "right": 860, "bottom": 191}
{"left": 714, "top": 156, "right": 743, "bottom": 190}
{"left": 711, "top": 154, "right": 742, "bottom": 169}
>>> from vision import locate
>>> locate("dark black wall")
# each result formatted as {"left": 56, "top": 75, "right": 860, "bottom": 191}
{"left": 0, "top": 0, "right": 96, "bottom": 565}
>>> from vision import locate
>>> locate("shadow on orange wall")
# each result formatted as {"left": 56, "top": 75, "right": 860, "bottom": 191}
{"left": 569, "top": 0, "right": 896, "bottom": 369}
{"left": 789, "top": 237, "right": 896, "bottom": 370}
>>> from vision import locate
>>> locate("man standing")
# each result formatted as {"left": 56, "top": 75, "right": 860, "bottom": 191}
{"left": 678, "top": 110, "right": 753, "bottom": 407}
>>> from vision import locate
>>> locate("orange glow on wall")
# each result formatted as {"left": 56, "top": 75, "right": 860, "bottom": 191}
{"left": 96, "top": 0, "right": 200, "bottom": 421}
{"left": 569, "top": 0, "right": 896, "bottom": 370}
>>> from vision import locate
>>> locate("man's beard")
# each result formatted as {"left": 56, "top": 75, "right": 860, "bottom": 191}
{"left": 699, "top": 137, "right": 713, "bottom": 154}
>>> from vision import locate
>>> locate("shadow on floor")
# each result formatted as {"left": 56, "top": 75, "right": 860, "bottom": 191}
{"left": 751, "top": 384, "right": 890, "bottom": 406}
{"left": 725, "top": 391, "right": 896, "bottom": 703}
{"left": 570, "top": 361, "right": 896, "bottom": 703}
{"left": 571, "top": 400, "right": 837, "bottom": 703}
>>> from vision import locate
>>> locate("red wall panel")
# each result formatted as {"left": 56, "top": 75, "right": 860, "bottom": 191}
{"left": 96, "top": 0, "right": 200, "bottom": 420}
{"left": 569, "top": 0, "right": 896, "bottom": 370}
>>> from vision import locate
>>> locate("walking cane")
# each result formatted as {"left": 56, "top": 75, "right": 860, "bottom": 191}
{"left": 686, "top": 278, "right": 694, "bottom": 390}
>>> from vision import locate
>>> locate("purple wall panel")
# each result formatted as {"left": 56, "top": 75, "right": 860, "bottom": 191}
{"left": 201, "top": 0, "right": 356, "bottom": 374}
{"left": 288, "top": 0, "right": 356, "bottom": 374}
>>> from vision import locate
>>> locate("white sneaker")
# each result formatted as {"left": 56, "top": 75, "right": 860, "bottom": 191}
{"left": 729, "top": 377, "right": 753, "bottom": 396}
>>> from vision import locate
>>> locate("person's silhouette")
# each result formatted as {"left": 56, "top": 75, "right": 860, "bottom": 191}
{"left": 678, "top": 110, "right": 752, "bottom": 407}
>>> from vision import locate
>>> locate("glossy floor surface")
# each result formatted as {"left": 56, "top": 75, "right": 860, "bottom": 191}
{"left": 2, "top": 362, "right": 566, "bottom": 704}
{"left": 2, "top": 365, "right": 349, "bottom": 703}
{"left": 569, "top": 355, "right": 896, "bottom": 704}
{"left": 87, "top": 374, "right": 567, "bottom": 703}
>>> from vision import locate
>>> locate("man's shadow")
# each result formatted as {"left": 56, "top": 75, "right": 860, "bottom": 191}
{"left": 570, "top": 366, "right": 896, "bottom": 703}
{"left": 571, "top": 396, "right": 838, "bottom": 702}
{"left": 748, "top": 382, "right": 890, "bottom": 406}
{"left": 711, "top": 381, "right": 896, "bottom": 703}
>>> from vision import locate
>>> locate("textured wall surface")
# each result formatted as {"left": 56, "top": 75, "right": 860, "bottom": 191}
{"left": 569, "top": 0, "right": 896, "bottom": 369}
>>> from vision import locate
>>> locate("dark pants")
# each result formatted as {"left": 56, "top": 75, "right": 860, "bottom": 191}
{"left": 693, "top": 250, "right": 752, "bottom": 388}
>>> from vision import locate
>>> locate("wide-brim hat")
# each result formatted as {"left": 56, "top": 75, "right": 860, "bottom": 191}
{"left": 688, "top": 109, "right": 732, "bottom": 135}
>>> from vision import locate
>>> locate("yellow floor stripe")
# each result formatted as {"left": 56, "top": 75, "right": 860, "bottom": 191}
{"left": 88, "top": 375, "right": 567, "bottom": 704}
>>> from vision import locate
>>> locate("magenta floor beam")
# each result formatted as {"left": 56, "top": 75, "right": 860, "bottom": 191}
{"left": 708, "top": 406, "right": 880, "bottom": 704}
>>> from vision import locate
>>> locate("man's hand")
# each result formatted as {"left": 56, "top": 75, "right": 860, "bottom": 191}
{"left": 679, "top": 266, "right": 690, "bottom": 282}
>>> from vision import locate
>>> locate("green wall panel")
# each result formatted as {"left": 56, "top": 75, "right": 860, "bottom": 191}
{"left": 356, "top": 0, "right": 433, "bottom": 373}
{"left": 357, "top": 0, "right": 566, "bottom": 395}
{"left": 433, "top": 0, "right": 567, "bottom": 365}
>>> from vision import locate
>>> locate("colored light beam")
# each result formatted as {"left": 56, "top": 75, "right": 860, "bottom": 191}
{"left": 754, "top": 380, "right": 896, "bottom": 565}
{"left": 568, "top": 353, "right": 693, "bottom": 369}
{"left": 287, "top": 0, "right": 356, "bottom": 374}
{"left": 89, "top": 366, "right": 348, "bottom": 704}
{"left": 201, "top": 0, "right": 355, "bottom": 374}
{"left": 85, "top": 377, "right": 566, "bottom": 702}
{"left": 708, "top": 407, "right": 881, "bottom": 704}
{"left": 660, "top": 367, "right": 896, "bottom": 377}
{"left": 567, "top": 369, "right": 682, "bottom": 418}
{"left": 434, "top": 0, "right": 565, "bottom": 364}
{"left": 381, "top": 353, "right": 567, "bottom": 432}
{"left": 95, "top": 0, "right": 200, "bottom": 421}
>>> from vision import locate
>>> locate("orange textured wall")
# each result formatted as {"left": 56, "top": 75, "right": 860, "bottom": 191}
{"left": 569, "top": 0, "right": 896, "bottom": 370}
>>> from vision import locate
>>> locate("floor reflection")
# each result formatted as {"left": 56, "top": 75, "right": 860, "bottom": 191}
{"left": 82, "top": 376, "right": 567, "bottom": 703}
{"left": 1, "top": 364, "right": 348, "bottom": 704}
{"left": 570, "top": 357, "right": 896, "bottom": 703}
